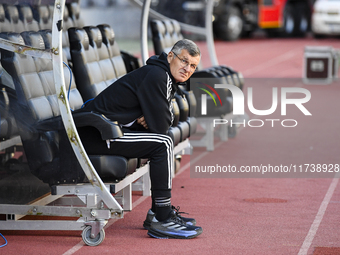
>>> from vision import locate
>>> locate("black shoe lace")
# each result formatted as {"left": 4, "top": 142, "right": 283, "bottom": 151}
{"left": 170, "top": 212, "right": 186, "bottom": 225}
{"left": 171, "top": 206, "right": 189, "bottom": 220}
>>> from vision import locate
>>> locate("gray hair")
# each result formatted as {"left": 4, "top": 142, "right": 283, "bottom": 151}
{"left": 171, "top": 39, "right": 201, "bottom": 57}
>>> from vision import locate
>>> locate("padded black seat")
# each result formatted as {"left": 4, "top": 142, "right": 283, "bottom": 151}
{"left": 69, "top": 26, "right": 116, "bottom": 102}
{"left": 168, "top": 99, "right": 181, "bottom": 146}
{"left": 84, "top": 25, "right": 118, "bottom": 85}
{"left": 0, "top": 91, "right": 18, "bottom": 140}
{"left": 0, "top": 68, "right": 19, "bottom": 140}
{"left": 96, "top": 24, "right": 128, "bottom": 78}
{"left": 0, "top": 30, "right": 137, "bottom": 185}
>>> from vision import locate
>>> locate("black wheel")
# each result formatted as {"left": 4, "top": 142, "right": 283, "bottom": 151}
{"left": 215, "top": 6, "right": 243, "bottom": 41}
{"left": 82, "top": 225, "right": 105, "bottom": 246}
{"left": 295, "top": 2, "right": 310, "bottom": 37}
{"left": 282, "top": 4, "right": 295, "bottom": 36}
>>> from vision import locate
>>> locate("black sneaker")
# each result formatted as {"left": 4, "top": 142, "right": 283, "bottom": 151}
{"left": 143, "top": 206, "right": 196, "bottom": 230}
{"left": 147, "top": 211, "right": 203, "bottom": 239}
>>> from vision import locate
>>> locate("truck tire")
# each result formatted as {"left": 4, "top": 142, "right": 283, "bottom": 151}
{"left": 295, "top": 2, "right": 309, "bottom": 37}
{"left": 215, "top": 6, "right": 243, "bottom": 41}
{"left": 282, "top": 4, "right": 295, "bottom": 36}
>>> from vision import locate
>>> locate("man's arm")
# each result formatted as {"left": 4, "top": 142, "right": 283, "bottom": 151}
{"left": 137, "top": 71, "right": 173, "bottom": 134}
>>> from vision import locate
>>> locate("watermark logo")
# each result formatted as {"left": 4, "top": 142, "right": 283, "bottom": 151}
{"left": 198, "top": 82, "right": 223, "bottom": 115}
{"left": 214, "top": 84, "right": 312, "bottom": 116}
{"left": 191, "top": 78, "right": 312, "bottom": 128}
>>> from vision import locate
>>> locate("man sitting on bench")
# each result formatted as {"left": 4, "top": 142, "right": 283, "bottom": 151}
{"left": 81, "top": 39, "right": 202, "bottom": 239}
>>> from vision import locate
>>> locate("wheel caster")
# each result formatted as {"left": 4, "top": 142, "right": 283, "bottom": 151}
{"left": 81, "top": 225, "right": 105, "bottom": 246}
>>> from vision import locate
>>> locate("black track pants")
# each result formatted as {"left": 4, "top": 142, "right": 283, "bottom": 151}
{"left": 109, "top": 130, "right": 174, "bottom": 198}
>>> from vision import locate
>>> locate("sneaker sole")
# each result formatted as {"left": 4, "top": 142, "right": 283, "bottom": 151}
{"left": 143, "top": 221, "right": 151, "bottom": 230}
{"left": 147, "top": 232, "right": 169, "bottom": 239}
{"left": 147, "top": 228, "right": 202, "bottom": 239}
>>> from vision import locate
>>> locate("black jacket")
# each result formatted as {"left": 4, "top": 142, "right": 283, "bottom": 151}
{"left": 82, "top": 52, "right": 178, "bottom": 135}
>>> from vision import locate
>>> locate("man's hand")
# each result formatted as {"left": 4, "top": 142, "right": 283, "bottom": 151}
{"left": 137, "top": 116, "right": 148, "bottom": 129}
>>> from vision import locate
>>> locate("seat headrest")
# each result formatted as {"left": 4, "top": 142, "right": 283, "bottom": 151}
{"left": 38, "top": 6, "right": 50, "bottom": 24}
{"left": 5, "top": 5, "right": 19, "bottom": 24}
{"left": 84, "top": 26, "right": 103, "bottom": 49}
{"left": 97, "top": 24, "right": 114, "bottom": 47}
{"left": 63, "top": 5, "right": 70, "bottom": 22}
{"left": 151, "top": 20, "right": 166, "bottom": 35}
{"left": 19, "top": 5, "right": 34, "bottom": 23}
{"left": 171, "top": 20, "right": 181, "bottom": 33}
{"left": 0, "top": 4, "right": 5, "bottom": 22}
{"left": 69, "top": 2, "right": 80, "bottom": 19}
{"left": 68, "top": 27, "right": 89, "bottom": 51}
{"left": 163, "top": 20, "right": 174, "bottom": 35}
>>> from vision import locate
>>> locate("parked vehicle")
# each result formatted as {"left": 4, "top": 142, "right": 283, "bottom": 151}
{"left": 150, "top": 0, "right": 313, "bottom": 41}
{"left": 213, "top": 0, "right": 313, "bottom": 41}
{"left": 311, "top": 0, "right": 340, "bottom": 38}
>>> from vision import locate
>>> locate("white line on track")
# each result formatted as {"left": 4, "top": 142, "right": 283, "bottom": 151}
{"left": 242, "top": 49, "right": 298, "bottom": 76}
{"left": 298, "top": 173, "right": 340, "bottom": 255}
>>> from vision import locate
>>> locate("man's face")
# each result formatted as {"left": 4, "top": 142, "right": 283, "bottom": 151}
{"left": 167, "top": 49, "right": 200, "bottom": 83}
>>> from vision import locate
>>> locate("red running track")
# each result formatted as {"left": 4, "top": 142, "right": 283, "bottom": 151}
{"left": 1, "top": 35, "right": 340, "bottom": 255}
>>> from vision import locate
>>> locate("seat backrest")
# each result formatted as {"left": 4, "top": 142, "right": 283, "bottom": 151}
{"left": 0, "top": 30, "right": 87, "bottom": 183}
{"left": 38, "top": 29, "right": 84, "bottom": 111}
{"left": 4, "top": 5, "right": 25, "bottom": 33}
{"left": 0, "top": 70, "right": 18, "bottom": 139}
{"left": 0, "top": 30, "right": 83, "bottom": 122}
{"left": 0, "top": 4, "right": 8, "bottom": 32}
{"left": 150, "top": 19, "right": 168, "bottom": 55}
{"left": 150, "top": 19, "right": 182, "bottom": 55}
{"left": 69, "top": 27, "right": 113, "bottom": 102}
{"left": 32, "top": 5, "right": 52, "bottom": 30}
{"left": 171, "top": 20, "right": 183, "bottom": 44}
{"left": 97, "top": 24, "right": 127, "bottom": 79}
{"left": 84, "top": 25, "right": 117, "bottom": 85}
{"left": 162, "top": 19, "right": 175, "bottom": 52}
{"left": 18, "top": 5, "right": 40, "bottom": 32}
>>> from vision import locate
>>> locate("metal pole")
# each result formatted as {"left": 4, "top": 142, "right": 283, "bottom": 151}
{"left": 51, "top": 0, "right": 123, "bottom": 212}
{"left": 140, "top": 0, "right": 152, "bottom": 65}
{"left": 206, "top": 0, "right": 219, "bottom": 66}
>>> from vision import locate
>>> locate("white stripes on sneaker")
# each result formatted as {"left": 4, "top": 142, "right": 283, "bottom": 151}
{"left": 162, "top": 222, "right": 187, "bottom": 230}
{"left": 151, "top": 217, "right": 186, "bottom": 230}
